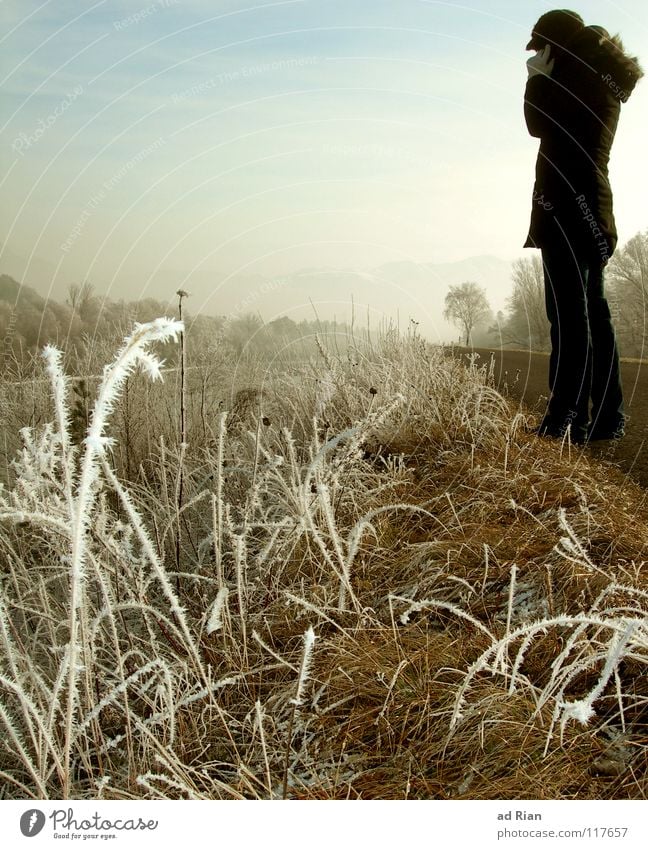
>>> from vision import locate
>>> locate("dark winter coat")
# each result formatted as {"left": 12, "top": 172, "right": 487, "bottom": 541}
{"left": 524, "top": 28, "right": 642, "bottom": 262}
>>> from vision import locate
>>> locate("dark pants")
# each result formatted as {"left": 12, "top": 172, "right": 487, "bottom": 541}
{"left": 540, "top": 244, "right": 624, "bottom": 441}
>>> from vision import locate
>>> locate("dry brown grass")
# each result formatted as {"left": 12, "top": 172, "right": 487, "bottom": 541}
{"left": 0, "top": 328, "right": 646, "bottom": 799}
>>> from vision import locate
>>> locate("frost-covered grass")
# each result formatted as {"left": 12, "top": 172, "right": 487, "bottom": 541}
{"left": 0, "top": 322, "right": 646, "bottom": 799}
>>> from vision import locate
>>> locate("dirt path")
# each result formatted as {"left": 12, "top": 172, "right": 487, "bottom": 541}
{"left": 450, "top": 347, "right": 648, "bottom": 489}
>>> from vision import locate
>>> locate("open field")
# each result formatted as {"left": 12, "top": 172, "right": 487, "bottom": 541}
{"left": 0, "top": 324, "right": 646, "bottom": 800}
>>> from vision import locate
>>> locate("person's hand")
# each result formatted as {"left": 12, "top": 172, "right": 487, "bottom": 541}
{"left": 526, "top": 45, "right": 555, "bottom": 78}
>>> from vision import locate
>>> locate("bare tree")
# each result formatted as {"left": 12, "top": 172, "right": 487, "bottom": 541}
{"left": 605, "top": 230, "right": 648, "bottom": 357}
{"left": 504, "top": 256, "right": 550, "bottom": 351}
{"left": 443, "top": 281, "right": 491, "bottom": 345}
{"left": 67, "top": 281, "right": 96, "bottom": 317}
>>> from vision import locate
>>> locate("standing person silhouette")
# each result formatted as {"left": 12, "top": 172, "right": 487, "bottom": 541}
{"left": 523, "top": 10, "right": 643, "bottom": 443}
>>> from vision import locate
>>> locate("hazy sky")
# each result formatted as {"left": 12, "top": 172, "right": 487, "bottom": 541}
{"left": 1, "top": 0, "right": 647, "bottom": 329}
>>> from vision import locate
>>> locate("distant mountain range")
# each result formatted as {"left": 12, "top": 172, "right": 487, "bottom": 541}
{"left": 0, "top": 246, "right": 518, "bottom": 343}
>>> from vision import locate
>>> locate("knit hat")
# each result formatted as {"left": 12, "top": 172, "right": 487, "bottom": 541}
{"left": 526, "top": 9, "right": 585, "bottom": 51}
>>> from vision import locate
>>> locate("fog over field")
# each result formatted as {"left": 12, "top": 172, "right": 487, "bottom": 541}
{"left": 2, "top": 0, "right": 647, "bottom": 340}
{"left": 0, "top": 243, "right": 513, "bottom": 342}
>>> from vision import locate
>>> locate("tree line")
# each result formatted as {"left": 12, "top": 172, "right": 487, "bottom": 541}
{"left": 1, "top": 229, "right": 647, "bottom": 367}
{"left": 443, "top": 229, "right": 648, "bottom": 355}
{"left": 0, "top": 276, "right": 367, "bottom": 373}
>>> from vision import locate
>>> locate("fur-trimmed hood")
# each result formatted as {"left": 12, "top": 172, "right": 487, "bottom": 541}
{"left": 568, "top": 26, "right": 644, "bottom": 102}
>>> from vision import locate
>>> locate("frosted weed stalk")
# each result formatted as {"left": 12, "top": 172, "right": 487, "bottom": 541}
{"left": 0, "top": 318, "right": 207, "bottom": 798}
{"left": 446, "top": 520, "right": 648, "bottom": 754}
